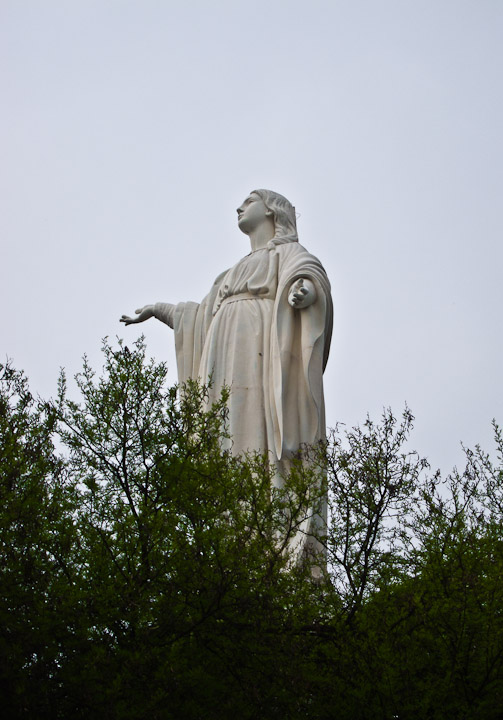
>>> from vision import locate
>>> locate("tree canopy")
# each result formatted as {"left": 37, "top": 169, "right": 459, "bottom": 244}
{"left": 1, "top": 339, "right": 502, "bottom": 719}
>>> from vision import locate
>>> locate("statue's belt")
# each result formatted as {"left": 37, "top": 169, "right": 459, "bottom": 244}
{"left": 215, "top": 293, "right": 274, "bottom": 313}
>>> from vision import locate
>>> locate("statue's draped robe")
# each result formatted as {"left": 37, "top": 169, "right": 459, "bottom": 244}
{"left": 159, "top": 238, "right": 332, "bottom": 555}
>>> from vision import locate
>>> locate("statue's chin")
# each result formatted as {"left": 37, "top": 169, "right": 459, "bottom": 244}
{"left": 237, "top": 219, "right": 250, "bottom": 235}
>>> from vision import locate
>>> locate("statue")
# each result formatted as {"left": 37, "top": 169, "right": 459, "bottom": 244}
{"left": 121, "top": 189, "right": 333, "bottom": 560}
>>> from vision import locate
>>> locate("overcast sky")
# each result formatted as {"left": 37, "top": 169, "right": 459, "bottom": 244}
{"left": 2, "top": 0, "right": 502, "bottom": 474}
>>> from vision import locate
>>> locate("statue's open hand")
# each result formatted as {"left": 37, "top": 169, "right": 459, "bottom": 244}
{"left": 120, "top": 305, "right": 155, "bottom": 326}
{"left": 288, "top": 278, "right": 317, "bottom": 309}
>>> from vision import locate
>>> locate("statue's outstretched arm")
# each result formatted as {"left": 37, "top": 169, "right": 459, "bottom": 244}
{"left": 120, "top": 303, "right": 175, "bottom": 328}
{"left": 288, "top": 278, "right": 317, "bottom": 309}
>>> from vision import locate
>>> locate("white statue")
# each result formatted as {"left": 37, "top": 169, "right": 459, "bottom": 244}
{"left": 121, "top": 189, "right": 333, "bottom": 559}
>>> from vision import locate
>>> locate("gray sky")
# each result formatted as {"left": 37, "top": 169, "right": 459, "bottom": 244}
{"left": 2, "top": 0, "right": 502, "bottom": 474}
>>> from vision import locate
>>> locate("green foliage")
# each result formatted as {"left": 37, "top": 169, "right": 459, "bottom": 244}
{"left": 312, "top": 418, "right": 503, "bottom": 720}
{"left": 0, "top": 362, "right": 78, "bottom": 717}
{"left": 3, "top": 339, "right": 321, "bottom": 718}
{"left": 321, "top": 409, "right": 428, "bottom": 614}
{"left": 1, "top": 340, "right": 502, "bottom": 718}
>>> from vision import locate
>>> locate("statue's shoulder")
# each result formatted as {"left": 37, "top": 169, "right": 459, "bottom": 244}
{"left": 212, "top": 269, "right": 230, "bottom": 286}
{"left": 275, "top": 240, "right": 306, "bottom": 258}
{"left": 198, "top": 268, "right": 230, "bottom": 306}
{"left": 276, "top": 241, "right": 323, "bottom": 266}
{"left": 210, "top": 268, "right": 229, "bottom": 294}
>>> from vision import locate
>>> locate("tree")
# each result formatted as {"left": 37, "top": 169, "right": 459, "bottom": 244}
{"left": 0, "top": 362, "right": 78, "bottom": 718}
{"left": 48, "top": 338, "right": 323, "bottom": 718}
{"left": 1, "top": 340, "right": 503, "bottom": 719}
{"left": 309, "top": 417, "right": 503, "bottom": 720}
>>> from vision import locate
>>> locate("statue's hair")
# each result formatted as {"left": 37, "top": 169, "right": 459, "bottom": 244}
{"left": 252, "top": 189, "right": 298, "bottom": 244}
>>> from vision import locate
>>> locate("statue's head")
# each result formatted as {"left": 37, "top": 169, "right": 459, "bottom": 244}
{"left": 251, "top": 189, "right": 298, "bottom": 243}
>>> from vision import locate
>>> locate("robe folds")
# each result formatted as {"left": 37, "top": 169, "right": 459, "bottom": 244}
{"left": 170, "top": 238, "right": 333, "bottom": 477}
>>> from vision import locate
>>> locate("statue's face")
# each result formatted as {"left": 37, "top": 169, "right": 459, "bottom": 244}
{"left": 236, "top": 193, "right": 271, "bottom": 234}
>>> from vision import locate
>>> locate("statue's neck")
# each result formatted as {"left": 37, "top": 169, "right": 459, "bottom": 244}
{"left": 248, "top": 219, "right": 275, "bottom": 251}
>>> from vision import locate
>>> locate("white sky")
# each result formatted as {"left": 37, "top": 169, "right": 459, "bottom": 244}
{"left": 2, "top": 0, "right": 502, "bottom": 474}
